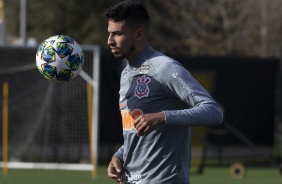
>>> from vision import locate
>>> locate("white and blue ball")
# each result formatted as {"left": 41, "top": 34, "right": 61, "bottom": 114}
{"left": 36, "top": 35, "right": 84, "bottom": 83}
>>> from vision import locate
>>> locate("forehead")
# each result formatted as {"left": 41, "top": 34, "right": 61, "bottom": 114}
{"left": 108, "top": 20, "right": 128, "bottom": 32}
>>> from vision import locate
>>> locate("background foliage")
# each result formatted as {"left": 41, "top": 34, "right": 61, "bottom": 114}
{"left": 3, "top": 0, "right": 282, "bottom": 57}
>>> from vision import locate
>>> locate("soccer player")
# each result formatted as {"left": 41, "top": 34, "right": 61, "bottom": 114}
{"left": 105, "top": 1, "right": 223, "bottom": 183}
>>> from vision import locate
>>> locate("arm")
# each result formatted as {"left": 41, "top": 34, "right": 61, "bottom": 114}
{"left": 107, "top": 155, "right": 123, "bottom": 183}
{"left": 107, "top": 145, "right": 124, "bottom": 183}
{"left": 162, "top": 62, "right": 223, "bottom": 126}
{"left": 134, "top": 61, "right": 223, "bottom": 136}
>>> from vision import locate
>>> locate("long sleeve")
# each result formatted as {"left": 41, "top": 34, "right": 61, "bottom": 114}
{"left": 114, "top": 144, "right": 124, "bottom": 162}
{"left": 159, "top": 60, "right": 223, "bottom": 126}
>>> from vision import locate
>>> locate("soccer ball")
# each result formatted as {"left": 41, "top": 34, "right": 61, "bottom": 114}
{"left": 36, "top": 35, "right": 84, "bottom": 83}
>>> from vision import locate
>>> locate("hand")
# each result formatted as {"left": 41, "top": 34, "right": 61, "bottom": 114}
{"left": 133, "top": 112, "right": 165, "bottom": 136}
{"left": 107, "top": 156, "right": 123, "bottom": 183}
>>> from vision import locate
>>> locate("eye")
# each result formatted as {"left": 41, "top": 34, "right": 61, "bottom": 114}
{"left": 113, "top": 31, "right": 122, "bottom": 36}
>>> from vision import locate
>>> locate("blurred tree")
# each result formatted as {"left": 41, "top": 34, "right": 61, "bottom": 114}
{"left": 26, "top": 0, "right": 117, "bottom": 46}
{"left": 4, "top": 0, "right": 116, "bottom": 46}
{"left": 264, "top": 0, "right": 282, "bottom": 58}
{"left": 3, "top": 0, "right": 282, "bottom": 57}
{"left": 145, "top": 0, "right": 258, "bottom": 56}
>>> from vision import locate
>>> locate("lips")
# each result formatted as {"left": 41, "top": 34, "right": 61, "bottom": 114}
{"left": 111, "top": 48, "right": 119, "bottom": 53}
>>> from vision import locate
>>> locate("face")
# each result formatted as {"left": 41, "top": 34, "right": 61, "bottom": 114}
{"left": 107, "top": 20, "right": 137, "bottom": 60}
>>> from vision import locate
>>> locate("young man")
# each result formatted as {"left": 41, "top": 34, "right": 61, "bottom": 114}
{"left": 105, "top": 1, "right": 223, "bottom": 183}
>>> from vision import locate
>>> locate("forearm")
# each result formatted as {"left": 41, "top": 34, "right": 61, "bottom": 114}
{"left": 113, "top": 145, "right": 124, "bottom": 162}
{"left": 164, "top": 102, "right": 223, "bottom": 126}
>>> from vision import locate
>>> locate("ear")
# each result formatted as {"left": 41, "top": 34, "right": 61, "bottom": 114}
{"left": 135, "top": 28, "right": 145, "bottom": 41}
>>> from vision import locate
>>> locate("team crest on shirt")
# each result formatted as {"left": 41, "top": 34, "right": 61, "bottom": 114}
{"left": 134, "top": 75, "right": 151, "bottom": 99}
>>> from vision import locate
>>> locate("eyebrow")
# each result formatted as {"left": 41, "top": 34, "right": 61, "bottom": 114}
{"left": 108, "top": 30, "right": 123, "bottom": 35}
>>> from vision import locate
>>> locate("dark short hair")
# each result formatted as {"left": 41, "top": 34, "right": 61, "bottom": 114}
{"left": 105, "top": 0, "right": 150, "bottom": 29}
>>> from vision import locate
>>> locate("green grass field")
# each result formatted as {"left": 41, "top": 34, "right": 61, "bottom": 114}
{"left": 0, "top": 166, "right": 281, "bottom": 184}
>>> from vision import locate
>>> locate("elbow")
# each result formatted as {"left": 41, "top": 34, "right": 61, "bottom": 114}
{"left": 217, "top": 107, "right": 224, "bottom": 125}
{"left": 217, "top": 108, "right": 224, "bottom": 125}
{"left": 211, "top": 104, "right": 224, "bottom": 126}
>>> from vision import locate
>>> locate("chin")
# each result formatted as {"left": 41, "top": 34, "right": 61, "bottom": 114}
{"left": 114, "top": 56, "right": 125, "bottom": 60}
{"left": 113, "top": 54, "right": 125, "bottom": 59}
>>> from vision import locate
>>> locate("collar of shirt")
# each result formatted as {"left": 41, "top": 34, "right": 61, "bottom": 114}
{"left": 127, "top": 45, "right": 155, "bottom": 69}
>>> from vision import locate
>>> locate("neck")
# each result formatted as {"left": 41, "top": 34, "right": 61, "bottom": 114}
{"left": 127, "top": 42, "right": 149, "bottom": 62}
{"left": 127, "top": 44, "right": 155, "bottom": 68}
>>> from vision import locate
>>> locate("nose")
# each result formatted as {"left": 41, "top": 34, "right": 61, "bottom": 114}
{"left": 107, "top": 34, "right": 114, "bottom": 46}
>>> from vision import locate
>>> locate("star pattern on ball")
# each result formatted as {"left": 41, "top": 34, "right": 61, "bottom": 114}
{"left": 49, "top": 52, "right": 70, "bottom": 74}
{"left": 47, "top": 36, "right": 62, "bottom": 47}
{"left": 69, "top": 42, "right": 83, "bottom": 58}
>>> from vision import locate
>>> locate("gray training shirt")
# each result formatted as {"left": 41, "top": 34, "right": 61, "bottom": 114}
{"left": 114, "top": 45, "right": 223, "bottom": 184}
